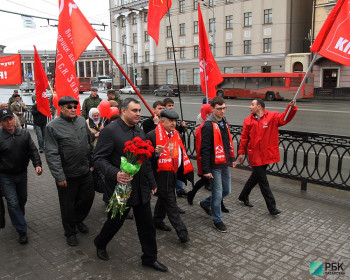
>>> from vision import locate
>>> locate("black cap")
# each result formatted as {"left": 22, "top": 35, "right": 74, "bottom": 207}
{"left": 58, "top": 96, "right": 79, "bottom": 106}
{"left": 0, "top": 108, "right": 14, "bottom": 121}
{"left": 107, "top": 89, "right": 116, "bottom": 95}
{"left": 91, "top": 87, "right": 98, "bottom": 92}
{"left": 13, "top": 94, "right": 20, "bottom": 98}
{"left": 161, "top": 109, "right": 179, "bottom": 120}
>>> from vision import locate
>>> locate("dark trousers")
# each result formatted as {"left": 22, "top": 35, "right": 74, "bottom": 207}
{"left": 239, "top": 165, "right": 276, "bottom": 211}
{"left": 57, "top": 173, "right": 95, "bottom": 237}
{"left": 191, "top": 176, "right": 209, "bottom": 197}
{"left": 94, "top": 201, "right": 157, "bottom": 265}
{"left": 154, "top": 173, "right": 188, "bottom": 238}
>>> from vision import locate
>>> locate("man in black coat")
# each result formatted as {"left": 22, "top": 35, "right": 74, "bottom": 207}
{"left": 93, "top": 98, "right": 168, "bottom": 272}
{"left": 31, "top": 102, "right": 48, "bottom": 153}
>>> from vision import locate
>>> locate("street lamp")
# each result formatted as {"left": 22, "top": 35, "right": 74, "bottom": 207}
{"left": 42, "top": 54, "right": 49, "bottom": 74}
{"left": 201, "top": 0, "right": 215, "bottom": 56}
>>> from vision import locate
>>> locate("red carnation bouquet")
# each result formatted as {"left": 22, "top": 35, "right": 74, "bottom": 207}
{"left": 106, "top": 136, "right": 154, "bottom": 218}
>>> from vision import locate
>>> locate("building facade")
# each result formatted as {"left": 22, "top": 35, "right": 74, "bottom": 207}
{"left": 109, "top": 0, "right": 313, "bottom": 92}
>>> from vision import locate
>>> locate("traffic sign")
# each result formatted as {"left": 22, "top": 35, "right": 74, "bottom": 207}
{"left": 27, "top": 73, "right": 33, "bottom": 78}
{"left": 122, "top": 75, "right": 126, "bottom": 79}
{"left": 136, "top": 78, "right": 142, "bottom": 81}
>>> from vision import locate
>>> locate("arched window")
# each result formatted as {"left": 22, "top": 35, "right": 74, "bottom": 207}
{"left": 293, "top": 62, "right": 303, "bottom": 72}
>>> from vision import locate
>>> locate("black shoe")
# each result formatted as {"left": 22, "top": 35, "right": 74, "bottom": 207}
{"left": 199, "top": 201, "right": 211, "bottom": 216}
{"left": 39, "top": 150, "right": 44, "bottom": 153}
{"left": 238, "top": 196, "right": 253, "bottom": 207}
{"left": 96, "top": 248, "right": 109, "bottom": 260}
{"left": 66, "top": 235, "right": 78, "bottom": 246}
{"left": 142, "top": 260, "right": 168, "bottom": 272}
{"left": 187, "top": 190, "right": 195, "bottom": 205}
{"left": 18, "top": 232, "right": 28, "bottom": 244}
{"left": 213, "top": 222, "right": 227, "bottom": 233}
{"left": 178, "top": 207, "right": 185, "bottom": 214}
{"left": 179, "top": 235, "right": 190, "bottom": 243}
{"left": 76, "top": 222, "right": 89, "bottom": 234}
{"left": 177, "top": 189, "right": 188, "bottom": 197}
{"left": 221, "top": 202, "right": 229, "bottom": 213}
{"left": 205, "top": 184, "right": 212, "bottom": 191}
{"left": 155, "top": 222, "right": 171, "bottom": 231}
{"left": 269, "top": 208, "right": 281, "bottom": 215}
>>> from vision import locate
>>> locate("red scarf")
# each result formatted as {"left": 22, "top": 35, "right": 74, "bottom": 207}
{"left": 213, "top": 122, "right": 235, "bottom": 164}
{"left": 155, "top": 122, "right": 194, "bottom": 174}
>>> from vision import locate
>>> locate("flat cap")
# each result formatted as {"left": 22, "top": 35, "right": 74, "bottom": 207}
{"left": 161, "top": 109, "right": 179, "bottom": 120}
{"left": 0, "top": 108, "right": 14, "bottom": 121}
{"left": 107, "top": 89, "right": 116, "bottom": 95}
{"left": 58, "top": 96, "right": 79, "bottom": 106}
{"left": 13, "top": 94, "right": 20, "bottom": 98}
{"left": 91, "top": 87, "right": 98, "bottom": 92}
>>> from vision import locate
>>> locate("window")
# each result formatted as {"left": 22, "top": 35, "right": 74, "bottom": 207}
{"left": 166, "top": 69, "right": 173, "bottom": 84}
{"left": 226, "top": 42, "right": 233, "bottom": 55}
{"left": 242, "top": 66, "right": 252, "bottom": 73}
{"left": 144, "top": 31, "right": 149, "bottom": 42}
{"left": 132, "top": 14, "right": 137, "bottom": 25}
{"left": 264, "top": 9, "right": 272, "bottom": 24}
{"left": 209, "top": 0, "right": 215, "bottom": 7}
{"left": 263, "top": 38, "right": 272, "bottom": 53}
{"left": 224, "top": 67, "right": 234, "bottom": 73}
{"left": 179, "top": 0, "right": 185, "bottom": 13}
{"left": 122, "top": 54, "right": 126, "bottom": 65}
{"left": 180, "top": 47, "right": 186, "bottom": 58}
{"left": 122, "top": 35, "right": 126, "bottom": 45}
{"left": 180, "top": 69, "right": 187, "bottom": 84}
{"left": 79, "top": 62, "right": 84, "bottom": 77}
{"left": 226, "top": 15, "right": 233, "bottom": 29}
{"left": 134, "top": 53, "right": 138, "bottom": 63}
{"left": 209, "top": 18, "right": 215, "bottom": 32}
{"left": 226, "top": 0, "right": 233, "bottom": 3}
{"left": 167, "top": 26, "right": 172, "bottom": 37}
{"left": 193, "top": 0, "right": 198, "bottom": 10}
{"left": 86, "top": 61, "right": 91, "bottom": 77}
{"left": 121, "top": 17, "right": 126, "bottom": 27}
{"left": 180, "top": 23, "right": 185, "bottom": 36}
{"left": 167, "top": 48, "right": 172, "bottom": 59}
{"left": 133, "top": 33, "right": 137, "bottom": 43}
{"left": 244, "top": 12, "right": 252, "bottom": 27}
{"left": 145, "top": 51, "right": 150, "bottom": 62}
{"left": 244, "top": 40, "right": 251, "bottom": 54}
{"left": 144, "top": 12, "right": 148, "bottom": 22}
{"left": 194, "top": 45, "right": 199, "bottom": 57}
{"left": 194, "top": 21, "right": 198, "bottom": 34}
{"left": 104, "top": 60, "right": 109, "bottom": 76}
{"left": 193, "top": 68, "right": 200, "bottom": 85}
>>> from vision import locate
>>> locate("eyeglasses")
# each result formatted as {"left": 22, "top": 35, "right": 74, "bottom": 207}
{"left": 65, "top": 105, "right": 78, "bottom": 110}
{"left": 214, "top": 107, "right": 227, "bottom": 111}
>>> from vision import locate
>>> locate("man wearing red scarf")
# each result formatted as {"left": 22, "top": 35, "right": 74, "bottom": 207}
{"left": 147, "top": 109, "right": 193, "bottom": 243}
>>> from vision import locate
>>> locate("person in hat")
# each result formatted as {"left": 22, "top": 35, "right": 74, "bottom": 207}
{"left": 81, "top": 88, "right": 102, "bottom": 119}
{"left": 107, "top": 89, "right": 123, "bottom": 107}
{"left": 146, "top": 109, "right": 194, "bottom": 243}
{"left": 45, "top": 96, "right": 95, "bottom": 246}
{"left": 0, "top": 102, "right": 21, "bottom": 128}
{"left": 0, "top": 108, "right": 42, "bottom": 244}
{"left": 7, "top": 89, "right": 21, "bottom": 108}
{"left": 10, "top": 93, "right": 27, "bottom": 128}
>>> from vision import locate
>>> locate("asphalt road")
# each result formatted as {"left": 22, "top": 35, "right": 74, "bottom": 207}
{"left": 1, "top": 88, "right": 349, "bottom": 136}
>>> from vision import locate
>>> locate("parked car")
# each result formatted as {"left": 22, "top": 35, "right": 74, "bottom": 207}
{"left": 19, "top": 81, "right": 35, "bottom": 92}
{"left": 153, "top": 85, "right": 179, "bottom": 97}
{"left": 119, "top": 85, "right": 140, "bottom": 94}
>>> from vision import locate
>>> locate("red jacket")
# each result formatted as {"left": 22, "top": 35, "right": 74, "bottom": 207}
{"left": 238, "top": 105, "right": 297, "bottom": 166}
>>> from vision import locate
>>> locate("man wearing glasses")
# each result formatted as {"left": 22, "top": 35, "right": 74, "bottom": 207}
{"left": 45, "top": 96, "right": 95, "bottom": 246}
{"left": 199, "top": 97, "right": 236, "bottom": 233}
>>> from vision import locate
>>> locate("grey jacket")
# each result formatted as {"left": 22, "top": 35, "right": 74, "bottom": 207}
{"left": 45, "top": 114, "right": 93, "bottom": 182}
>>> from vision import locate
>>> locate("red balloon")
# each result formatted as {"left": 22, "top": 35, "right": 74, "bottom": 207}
{"left": 52, "top": 94, "right": 58, "bottom": 109}
{"left": 97, "top": 99, "right": 111, "bottom": 118}
{"left": 107, "top": 107, "right": 119, "bottom": 119}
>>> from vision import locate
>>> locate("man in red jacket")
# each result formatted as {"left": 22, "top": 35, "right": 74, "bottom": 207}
{"left": 238, "top": 99, "right": 297, "bottom": 215}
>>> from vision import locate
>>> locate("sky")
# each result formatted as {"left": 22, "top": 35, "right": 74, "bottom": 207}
{"left": 0, "top": 0, "right": 111, "bottom": 53}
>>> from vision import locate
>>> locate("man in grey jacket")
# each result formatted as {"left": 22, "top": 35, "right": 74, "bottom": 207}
{"left": 45, "top": 96, "right": 95, "bottom": 246}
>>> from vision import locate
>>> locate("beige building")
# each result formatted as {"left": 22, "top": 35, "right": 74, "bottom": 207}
{"left": 109, "top": 0, "right": 313, "bottom": 92}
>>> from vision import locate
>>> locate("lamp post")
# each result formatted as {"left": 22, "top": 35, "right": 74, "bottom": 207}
{"left": 202, "top": 1, "right": 215, "bottom": 56}
{"left": 42, "top": 54, "right": 49, "bottom": 74}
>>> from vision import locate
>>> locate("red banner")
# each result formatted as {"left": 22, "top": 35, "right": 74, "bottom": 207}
{"left": 198, "top": 3, "right": 223, "bottom": 98}
{"left": 147, "top": 0, "right": 172, "bottom": 45}
{"left": 0, "top": 54, "right": 22, "bottom": 85}
{"left": 310, "top": 0, "right": 350, "bottom": 65}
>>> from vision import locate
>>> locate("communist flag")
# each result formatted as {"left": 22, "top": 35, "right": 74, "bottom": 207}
{"left": 55, "top": 0, "right": 97, "bottom": 114}
{"left": 310, "top": 0, "right": 350, "bottom": 66}
{"left": 0, "top": 54, "right": 22, "bottom": 85}
{"left": 198, "top": 3, "right": 223, "bottom": 98}
{"left": 147, "top": 0, "right": 172, "bottom": 45}
{"left": 33, "top": 46, "right": 51, "bottom": 118}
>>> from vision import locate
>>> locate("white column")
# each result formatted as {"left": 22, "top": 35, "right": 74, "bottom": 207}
{"left": 136, "top": 12, "right": 143, "bottom": 63}
{"left": 115, "top": 16, "right": 122, "bottom": 63}
{"left": 150, "top": 37, "right": 156, "bottom": 62}
{"left": 124, "top": 13, "right": 132, "bottom": 64}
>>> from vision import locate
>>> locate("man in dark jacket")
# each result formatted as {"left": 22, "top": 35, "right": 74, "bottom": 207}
{"left": 93, "top": 98, "right": 168, "bottom": 272}
{"left": 81, "top": 88, "right": 102, "bottom": 119}
{"left": 31, "top": 102, "right": 48, "bottom": 152}
{"left": 199, "top": 97, "right": 236, "bottom": 233}
{"left": 0, "top": 108, "right": 42, "bottom": 244}
{"left": 45, "top": 96, "right": 95, "bottom": 246}
{"left": 142, "top": 100, "right": 165, "bottom": 134}
{"left": 107, "top": 89, "right": 123, "bottom": 107}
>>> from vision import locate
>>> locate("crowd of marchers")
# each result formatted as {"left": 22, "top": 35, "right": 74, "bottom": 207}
{"left": 0, "top": 87, "right": 297, "bottom": 273}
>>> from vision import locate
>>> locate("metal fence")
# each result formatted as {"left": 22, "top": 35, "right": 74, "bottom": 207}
{"left": 24, "top": 107, "right": 350, "bottom": 191}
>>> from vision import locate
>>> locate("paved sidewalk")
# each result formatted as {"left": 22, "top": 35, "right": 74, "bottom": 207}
{"left": 1, "top": 128, "right": 349, "bottom": 280}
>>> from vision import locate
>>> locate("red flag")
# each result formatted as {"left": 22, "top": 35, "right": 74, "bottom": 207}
{"left": 0, "top": 54, "right": 22, "bottom": 85}
{"left": 33, "top": 46, "right": 51, "bottom": 118}
{"left": 198, "top": 3, "right": 223, "bottom": 98}
{"left": 147, "top": 0, "right": 172, "bottom": 45}
{"left": 55, "top": 0, "right": 97, "bottom": 115}
{"left": 310, "top": 0, "right": 350, "bottom": 65}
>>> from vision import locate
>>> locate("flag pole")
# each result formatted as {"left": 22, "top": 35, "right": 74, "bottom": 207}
{"left": 166, "top": 0, "right": 184, "bottom": 120}
{"left": 95, "top": 35, "right": 154, "bottom": 117}
{"left": 284, "top": 52, "right": 319, "bottom": 121}
{"left": 203, "top": 58, "right": 209, "bottom": 103}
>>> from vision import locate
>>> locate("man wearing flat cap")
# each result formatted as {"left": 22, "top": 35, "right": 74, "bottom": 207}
{"left": 45, "top": 96, "right": 95, "bottom": 246}
{"left": 0, "top": 108, "right": 42, "bottom": 244}
{"left": 146, "top": 109, "right": 194, "bottom": 243}
{"left": 81, "top": 88, "right": 102, "bottom": 119}
{"left": 107, "top": 89, "right": 122, "bottom": 107}
{"left": 10, "top": 93, "right": 27, "bottom": 128}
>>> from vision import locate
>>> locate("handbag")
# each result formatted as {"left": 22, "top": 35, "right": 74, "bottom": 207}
{"left": 92, "top": 168, "right": 105, "bottom": 193}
